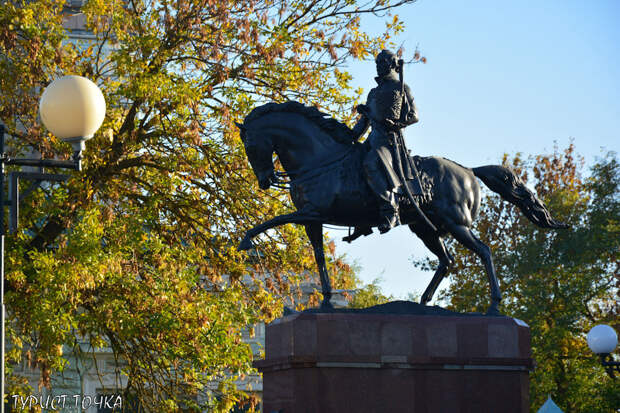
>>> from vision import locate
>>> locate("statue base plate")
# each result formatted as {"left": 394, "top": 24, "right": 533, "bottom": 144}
{"left": 255, "top": 309, "right": 532, "bottom": 412}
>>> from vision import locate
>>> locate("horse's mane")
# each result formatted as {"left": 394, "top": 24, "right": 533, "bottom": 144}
{"left": 243, "top": 101, "right": 354, "bottom": 145}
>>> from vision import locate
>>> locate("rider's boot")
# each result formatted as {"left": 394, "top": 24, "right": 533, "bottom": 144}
{"left": 342, "top": 226, "right": 373, "bottom": 243}
{"left": 378, "top": 191, "right": 399, "bottom": 233}
{"left": 363, "top": 153, "right": 401, "bottom": 233}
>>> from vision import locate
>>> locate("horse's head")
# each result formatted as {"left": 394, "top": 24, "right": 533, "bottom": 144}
{"left": 236, "top": 122, "right": 276, "bottom": 190}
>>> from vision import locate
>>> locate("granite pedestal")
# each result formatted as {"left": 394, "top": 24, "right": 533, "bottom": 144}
{"left": 255, "top": 310, "right": 532, "bottom": 413}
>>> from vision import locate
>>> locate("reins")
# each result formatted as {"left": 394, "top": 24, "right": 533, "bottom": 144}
{"left": 273, "top": 146, "right": 356, "bottom": 189}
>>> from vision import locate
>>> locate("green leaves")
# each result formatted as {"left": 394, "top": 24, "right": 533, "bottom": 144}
{"left": 432, "top": 146, "right": 619, "bottom": 412}
{"left": 0, "top": 0, "right": 417, "bottom": 410}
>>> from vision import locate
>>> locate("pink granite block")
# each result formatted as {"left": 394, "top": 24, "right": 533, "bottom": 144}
{"left": 427, "top": 321, "right": 458, "bottom": 357}
{"left": 317, "top": 318, "right": 350, "bottom": 356}
{"left": 293, "top": 318, "right": 317, "bottom": 356}
{"left": 348, "top": 318, "right": 381, "bottom": 356}
{"left": 517, "top": 322, "right": 532, "bottom": 358}
{"left": 457, "top": 320, "right": 488, "bottom": 359}
{"left": 379, "top": 368, "right": 416, "bottom": 410}
{"left": 258, "top": 313, "right": 531, "bottom": 412}
{"left": 266, "top": 316, "right": 294, "bottom": 358}
{"left": 488, "top": 322, "right": 519, "bottom": 358}
{"left": 382, "top": 320, "right": 413, "bottom": 356}
{"left": 410, "top": 322, "right": 430, "bottom": 360}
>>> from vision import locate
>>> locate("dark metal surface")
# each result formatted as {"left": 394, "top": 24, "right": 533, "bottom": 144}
{"left": 599, "top": 353, "right": 620, "bottom": 379}
{"left": 357, "top": 50, "right": 428, "bottom": 233}
{"left": 283, "top": 300, "right": 508, "bottom": 317}
{"left": 236, "top": 55, "right": 567, "bottom": 315}
{"left": 0, "top": 127, "right": 4, "bottom": 413}
{"left": 237, "top": 101, "right": 567, "bottom": 314}
{"left": 3, "top": 157, "right": 78, "bottom": 170}
{"left": 8, "top": 172, "right": 69, "bottom": 234}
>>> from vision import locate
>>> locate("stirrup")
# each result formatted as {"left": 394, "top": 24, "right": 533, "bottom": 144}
{"left": 343, "top": 226, "right": 373, "bottom": 243}
{"left": 378, "top": 210, "right": 399, "bottom": 234}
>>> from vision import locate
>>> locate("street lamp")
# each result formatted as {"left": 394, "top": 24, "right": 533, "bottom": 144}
{"left": 587, "top": 324, "right": 619, "bottom": 379}
{"left": 0, "top": 75, "right": 105, "bottom": 411}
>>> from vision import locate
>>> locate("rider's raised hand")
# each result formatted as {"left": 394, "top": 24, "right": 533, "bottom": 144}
{"left": 356, "top": 104, "right": 369, "bottom": 116}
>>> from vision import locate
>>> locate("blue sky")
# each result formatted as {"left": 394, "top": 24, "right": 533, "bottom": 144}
{"left": 331, "top": 0, "right": 620, "bottom": 300}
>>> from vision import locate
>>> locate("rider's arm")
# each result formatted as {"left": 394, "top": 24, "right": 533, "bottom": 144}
{"left": 351, "top": 106, "right": 370, "bottom": 142}
{"left": 403, "top": 84, "right": 419, "bottom": 125}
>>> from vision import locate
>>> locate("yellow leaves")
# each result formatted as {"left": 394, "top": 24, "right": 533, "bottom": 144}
{"left": 349, "top": 39, "right": 370, "bottom": 59}
{"left": 0, "top": 0, "right": 425, "bottom": 407}
{"left": 82, "top": 44, "right": 94, "bottom": 59}
{"left": 385, "top": 13, "right": 404, "bottom": 36}
{"left": 328, "top": 42, "right": 337, "bottom": 60}
{"left": 53, "top": 345, "right": 63, "bottom": 357}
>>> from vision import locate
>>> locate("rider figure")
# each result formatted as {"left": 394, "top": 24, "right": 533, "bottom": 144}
{"left": 350, "top": 49, "right": 422, "bottom": 234}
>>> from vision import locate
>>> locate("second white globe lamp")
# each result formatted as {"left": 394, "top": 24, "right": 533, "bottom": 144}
{"left": 587, "top": 324, "right": 618, "bottom": 355}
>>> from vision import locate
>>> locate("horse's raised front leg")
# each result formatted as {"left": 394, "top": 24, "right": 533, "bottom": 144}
{"left": 237, "top": 210, "right": 322, "bottom": 251}
{"left": 446, "top": 222, "right": 502, "bottom": 315}
{"left": 305, "top": 223, "right": 333, "bottom": 309}
{"left": 409, "top": 224, "right": 453, "bottom": 305}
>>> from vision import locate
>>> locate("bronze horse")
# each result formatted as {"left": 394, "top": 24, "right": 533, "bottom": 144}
{"left": 236, "top": 102, "right": 567, "bottom": 314}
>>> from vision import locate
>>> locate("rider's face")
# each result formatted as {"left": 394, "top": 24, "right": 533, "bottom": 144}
{"left": 376, "top": 57, "right": 392, "bottom": 77}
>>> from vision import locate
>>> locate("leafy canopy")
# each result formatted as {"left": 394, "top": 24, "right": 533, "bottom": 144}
{"left": 415, "top": 146, "right": 619, "bottom": 412}
{"left": 0, "top": 0, "right": 416, "bottom": 410}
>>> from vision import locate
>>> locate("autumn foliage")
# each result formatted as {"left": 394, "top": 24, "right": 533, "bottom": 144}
{"left": 415, "top": 145, "right": 620, "bottom": 411}
{"left": 0, "top": 0, "right": 415, "bottom": 410}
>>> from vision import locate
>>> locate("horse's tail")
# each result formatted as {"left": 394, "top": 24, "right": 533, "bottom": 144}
{"left": 472, "top": 165, "right": 569, "bottom": 229}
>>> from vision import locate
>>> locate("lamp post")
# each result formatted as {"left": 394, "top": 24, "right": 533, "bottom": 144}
{"left": 0, "top": 75, "right": 105, "bottom": 411}
{"left": 586, "top": 324, "right": 619, "bottom": 379}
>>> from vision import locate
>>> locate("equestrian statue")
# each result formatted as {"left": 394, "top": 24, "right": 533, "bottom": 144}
{"left": 236, "top": 50, "right": 568, "bottom": 315}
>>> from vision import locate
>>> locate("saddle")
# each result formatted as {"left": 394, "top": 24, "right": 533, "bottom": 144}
{"left": 403, "top": 155, "right": 432, "bottom": 203}
{"left": 343, "top": 156, "right": 432, "bottom": 243}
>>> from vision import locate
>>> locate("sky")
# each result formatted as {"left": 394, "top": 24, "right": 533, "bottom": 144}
{"left": 330, "top": 0, "right": 620, "bottom": 300}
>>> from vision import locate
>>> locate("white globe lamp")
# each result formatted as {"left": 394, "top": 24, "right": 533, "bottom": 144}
{"left": 0, "top": 74, "right": 106, "bottom": 413}
{"left": 39, "top": 75, "right": 106, "bottom": 156}
{"left": 587, "top": 324, "right": 619, "bottom": 379}
{"left": 587, "top": 325, "right": 618, "bottom": 355}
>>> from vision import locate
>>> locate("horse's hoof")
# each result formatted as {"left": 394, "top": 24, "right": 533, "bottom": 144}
{"left": 283, "top": 306, "right": 299, "bottom": 316}
{"left": 485, "top": 304, "right": 501, "bottom": 316}
{"left": 237, "top": 238, "right": 253, "bottom": 251}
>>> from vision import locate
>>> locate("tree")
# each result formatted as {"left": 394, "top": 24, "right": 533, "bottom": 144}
{"left": 0, "top": 0, "right": 417, "bottom": 410}
{"left": 415, "top": 145, "right": 619, "bottom": 412}
{"left": 348, "top": 277, "right": 393, "bottom": 308}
